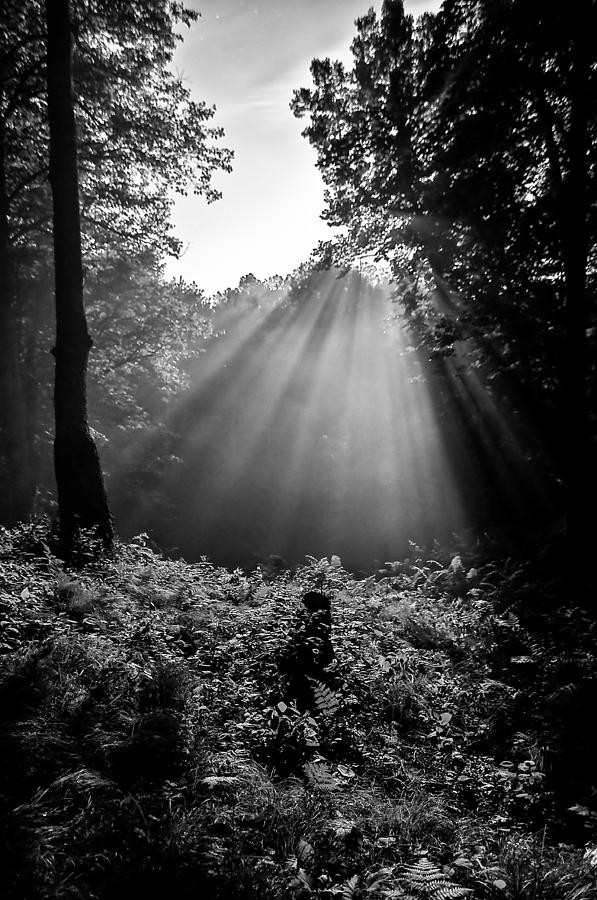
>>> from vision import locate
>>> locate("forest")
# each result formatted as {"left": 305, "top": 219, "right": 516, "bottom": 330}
{"left": 0, "top": 1, "right": 596, "bottom": 898}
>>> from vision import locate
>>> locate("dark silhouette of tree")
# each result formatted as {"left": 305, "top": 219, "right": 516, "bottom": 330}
{"left": 421, "top": 0, "right": 596, "bottom": 559}
{"left": 292, "top": 0, "right": 597, "bottom": 572}
{"left": 562, "top": 0, "right": 593, "bottom": 555}
{"left": 45, "top": 0, "right": 112, "bottom": 549}
{"left": 0, "top": 0, "right": 232, "bottom": 524}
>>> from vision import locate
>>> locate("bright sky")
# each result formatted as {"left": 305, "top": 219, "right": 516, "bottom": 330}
{"left": 166, "top": 0, "right": 443, "bottom": 296}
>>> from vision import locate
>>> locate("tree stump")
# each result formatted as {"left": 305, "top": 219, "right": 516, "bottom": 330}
{"left": 278, "top": 591, "right": 336, "bottom": 711}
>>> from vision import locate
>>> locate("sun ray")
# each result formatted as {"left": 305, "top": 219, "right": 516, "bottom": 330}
{"left": 111, "top": 270, "right": 553, "bottom": 569}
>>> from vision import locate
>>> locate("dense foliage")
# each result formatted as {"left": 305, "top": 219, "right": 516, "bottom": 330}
{"left": 2, "top": 6, "right": 595, "bottom": 891}
{"left": 1, "top": 525, "right": 596, "bottom": 898}
{"left": 0, "top": 0, "right": 232, "bottom": 524}
{"left": 292, "top": 0, "right": 596, "bottom": 544}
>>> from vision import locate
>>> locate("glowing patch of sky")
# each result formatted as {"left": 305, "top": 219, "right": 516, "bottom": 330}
{"left": 165, "top": 0, "right": 443, "bottom": 296}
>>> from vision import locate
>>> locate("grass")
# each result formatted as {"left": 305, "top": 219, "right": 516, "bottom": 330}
{"left": 0, "top": 522, "right": 596, "bottom": 899}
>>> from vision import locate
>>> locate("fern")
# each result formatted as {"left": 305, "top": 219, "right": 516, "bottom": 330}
{"left": 310, "top": 679, "right": 340, "bottom": 717}
{"left": 340, "top": 874, "right": 360, "bottom": 899}
{"left": 401, "top": 858, "right": 473, "bottom": 900}
{"left": 296, "top": 838, "right": 315, "bottom": 866}
{"left": 303, "top": 760, "right": 339, "bottom": 792}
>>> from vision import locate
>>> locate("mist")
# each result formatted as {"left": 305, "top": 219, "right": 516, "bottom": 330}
{"left": 107, "top": 270, "right": 552, "bottom": 570}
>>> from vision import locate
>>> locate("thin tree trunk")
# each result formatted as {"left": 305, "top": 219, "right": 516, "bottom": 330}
{"left": 0, "top": 129, "right": 34, "bottom": 522}
{"left": 45, "top": 0, "right": 112, "bottom": 550}
{"left": 562, "top": 2, "right": 592, "bottom": 590}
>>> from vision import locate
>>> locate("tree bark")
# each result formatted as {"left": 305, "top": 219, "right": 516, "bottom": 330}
{"left": 562, "top": 2, "right": 593, "bottom": 589}
{"left": 45, "top": 0, "right": 112, "bottom": 549}
{"left": 0, "top": 129, "right": 35, "bottom": 522}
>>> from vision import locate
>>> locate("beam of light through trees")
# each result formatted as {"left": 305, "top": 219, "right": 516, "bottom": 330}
{"left": 110, "top": 270, "right": 555, "bottom": 570}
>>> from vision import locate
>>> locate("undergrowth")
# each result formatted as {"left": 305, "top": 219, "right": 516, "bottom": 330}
{"left": 0, "top": 522, "right": 595, "bottom": 899}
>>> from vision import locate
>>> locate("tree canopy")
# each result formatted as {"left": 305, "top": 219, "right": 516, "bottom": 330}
{"left": 0, "top": 0, "right": 232, "bottom": 524}
{"left": 292, "top": 0, "right": 596, "bottom": 554}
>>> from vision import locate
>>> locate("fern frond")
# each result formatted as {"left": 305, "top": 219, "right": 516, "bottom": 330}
{"left": 310, "top": 679, "right": 340, "bottom": 717}
{"left": 341, "top": 874, "right": 360, "bottom": 899}
{"left": 433, "top": 888, "right": 472, "bottom": 900}
{"left": 401, "top": 858, "right": 472, "bottom": 899}
{"left": 303, "top": 760, "right": 339, "bottom": 792}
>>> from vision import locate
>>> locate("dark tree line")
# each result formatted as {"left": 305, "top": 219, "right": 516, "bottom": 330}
{"left": 292, "top": 0, "right": 596, "bottom": 568}
{"left": 0, "top": 0, "right": 231, "bottom": 547}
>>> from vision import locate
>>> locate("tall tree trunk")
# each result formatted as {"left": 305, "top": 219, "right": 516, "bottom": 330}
{"left": 44, "top": 0, "right": 113, "bottom": 549}
{"left": 562, "top": 2, "right": 592, "bottom": 591}
{"left": 0, "top": 130, "right": 34, "bottom": 522}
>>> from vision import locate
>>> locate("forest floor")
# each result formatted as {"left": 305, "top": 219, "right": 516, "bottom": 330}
{"left": 1, "top": 522, "right": 596, "bottom": 900}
